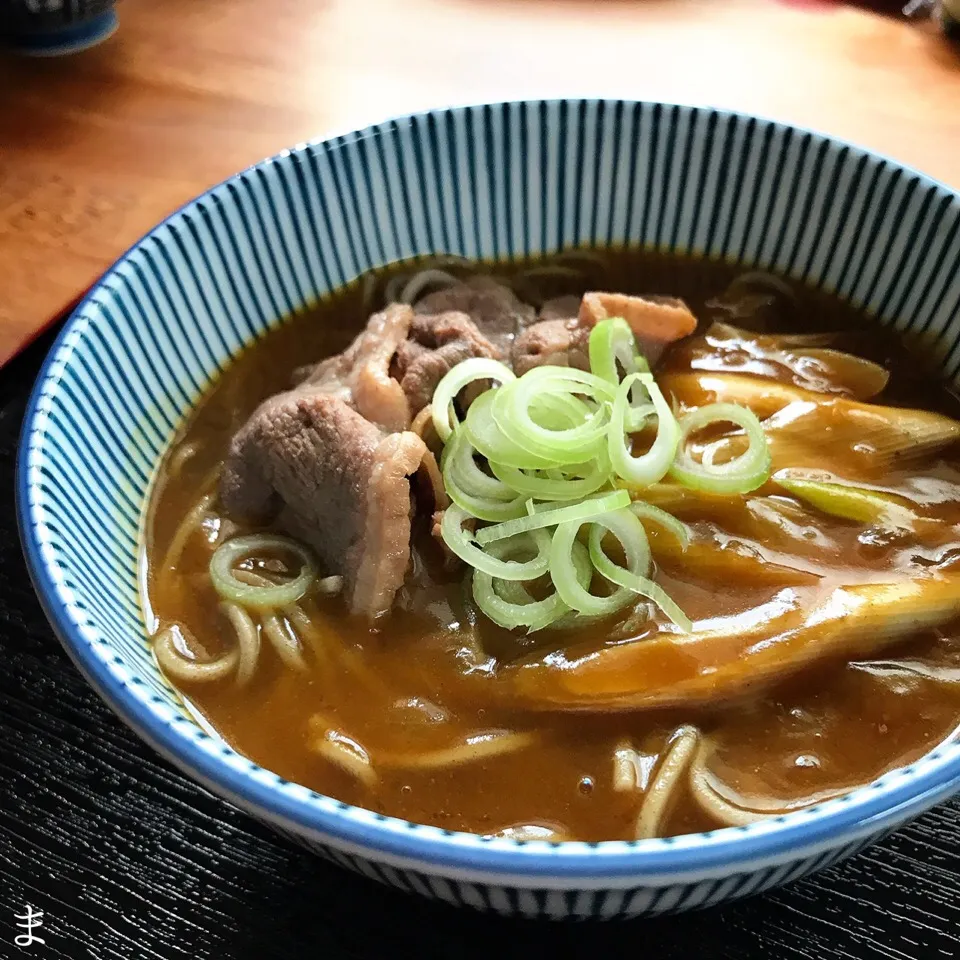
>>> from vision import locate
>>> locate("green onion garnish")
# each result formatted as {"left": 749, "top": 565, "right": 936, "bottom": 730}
{"left": 431, "top": 312, "right": 774, "bottom": 634}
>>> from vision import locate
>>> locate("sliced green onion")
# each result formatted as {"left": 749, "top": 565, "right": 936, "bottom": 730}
{"left": 209, "top": 534, "right": 318, "bottom": 609}
{"left": 774, "top": 474, "right": 917, "bottom": 530}
{"left": 442, "top": 429, "right": 526, "bottom": 519}
{"left": 590, "top": 316, "right": 651, "bottom": 383}
{"left": 441, "top": 505, "right": 551, "bottom": 580}
{"left": 445, "top": 428, "right": 516, "bottom": 499}
{"left": 476, "top": 490, "right": 631, "bottom": 545}
{"left": 472, "top": 537, "right": 590, "bottom": 632}
{"left": 669, "top": 402, "right": 771, "bottom": 495}
{"left": 444, "top": 471, "right": 528, "bottom": 522}
{"left": 628, "top": 500, "right": 692, "bottom": 549}
{"left": 465, "top": 390, "right": 558, "bottom": 469}
{"left": 609, "top": 373, "right": 681, "bottom": 488}
{"left": 492, "top": 369, "right": 612, "bottom": 465}
{"left": 550, "top": 513, "right": 636, "bottom": 617}
{"left": 528, "top": 391, "right": 598, "bottom": 430}
{"left": 589, "top": 316, "right": 651, "bottom": 429}
{"left": 432, "top": 357, "right": 515, "bottom": 443}
{"left": 588, "top": 511, "right": 693, "bottom": 631}
{"left": 488, "top": 454, "right": 611, "bottom": 502}
{"left": 587, "top": 508, "right": 652, "bottom": 580}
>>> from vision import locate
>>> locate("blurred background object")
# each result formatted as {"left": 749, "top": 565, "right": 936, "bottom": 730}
{"left": 0, "top": 0, "right": 117, "bottom": 56}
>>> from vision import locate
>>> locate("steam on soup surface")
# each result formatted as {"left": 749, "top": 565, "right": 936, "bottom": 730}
{"left": 142, "top": 251, "right": 960, "bottom": 842}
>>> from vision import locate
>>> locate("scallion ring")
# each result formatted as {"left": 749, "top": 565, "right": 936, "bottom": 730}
{"left": 628, "top": 500, "right": 692, "bottom": 549}
{"left": 589, "top": 512, "right": 693, "bottom": 631}
{"left": 440, "top": 505, "right": 551, "bottom": 580}
{"left": 445, "top": 428, "right": 517, "bottom": 501}
{"left": 609, "top": 373, "right": 681, "bottom": 488}
{"left": 488, "top": 453, "right": 612, "bottom": 502}
{"left": 491, "top": 367, "right": 614, "bottom": 464}
{"left": 589, "top": 316, "right": 652, "bottom": 428}
{"left": 476, "top": 490, "right": 631, "bottom": 545}
{"left": 465, "top": 390, "right": 558, "bottom": 470}
{"left": 669, "top": 402, "right": 771, "bottom": 494}
{"left": 549, "top": 514, "right": 639, "bottom": 617}
{"left": 472, "top": 537, "right": 590, "bottom": 632}
{"left": 209, "top": 534, "right": 318, "bottom": 609}
{"left": 432, "top": 357, "right": 515, "bottom": 443}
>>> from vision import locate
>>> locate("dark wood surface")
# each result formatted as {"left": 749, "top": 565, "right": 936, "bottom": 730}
{"left": 3, "top": 332, "right": 960, "bottom": 957}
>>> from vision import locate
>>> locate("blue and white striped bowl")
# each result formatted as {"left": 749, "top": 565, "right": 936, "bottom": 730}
{"left": 18, "top": 100, "right": 960, "bottom": 919}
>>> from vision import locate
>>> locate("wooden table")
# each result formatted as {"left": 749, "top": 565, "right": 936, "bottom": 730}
{"left": 0, "top": 0, "right": 957, "bottom": 362}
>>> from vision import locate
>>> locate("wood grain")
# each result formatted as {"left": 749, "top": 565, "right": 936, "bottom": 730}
{"left": 1, "top": 334, "right": 960, "bottom": 957}
{"left": 2, "top": 0, "right": 960, "bottom": 364}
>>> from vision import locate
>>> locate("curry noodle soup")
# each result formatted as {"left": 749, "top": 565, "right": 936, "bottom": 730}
{"left": 142, "top": 251, "right": 960, "bottom": 843}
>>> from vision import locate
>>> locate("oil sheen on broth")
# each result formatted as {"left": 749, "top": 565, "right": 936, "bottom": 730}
{"left": 142, "top": 251, "right": 960, "bottom": 842}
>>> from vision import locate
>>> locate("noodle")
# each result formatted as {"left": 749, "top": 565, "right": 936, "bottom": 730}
{"left": 281, "top": 603, "right": 330, "bottom": 674}
{"left": 687, "top": 741, "right": 852, "bottom": 828}
{"left": 312, "top": 727, "right": 377, "bottom": 788}
{"left": 220, "top": 602, "right": 261, "bottom": 687}
{"left": 153, "top": 623, "right": 238, "bottom": 684}
{"left": 315, "top": 575, "right": 344, "bottom": 596}
{"left": 635, "top": 726, "right": 700, "bottom": 840}
{"left": 167, "top": 440, "right": 199, "bottom": 478}
{"left": 383, "top": 273, "right": 406, "bottom": 304}
{"left": 379, "top": 731, "right": 537, "bottom": 770}
{"left": 400, "top": 269, "right": 461, "bottom": 304}
{"left": 161, "top": 492, "right": 215, "bottom": 572}
{"left": 509, "top": 265, "right": 584, "bottom": 307}
{"left": 612, "top": 739, "right": 643, "bottom": 792}
{"left": 261, "top": 612, "right": 307, "bottom": 671}
{"left": 688, "top": 765, "right": 770, "bottom": 828}
{"left": 726, "top": 270, "right": 797, "bottom": 303}
{"left": 554, "top": 249, "right": 608, "bottom": 270}
{"left": 360, "top": 271, "right": 378, "bottom": 313}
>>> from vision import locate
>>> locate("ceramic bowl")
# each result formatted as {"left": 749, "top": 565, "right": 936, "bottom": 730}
{"left": 18, "top": 99, "right": 960, "bottom": 919}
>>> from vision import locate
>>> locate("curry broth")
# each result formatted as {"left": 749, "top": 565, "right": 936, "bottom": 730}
{"left": 142, "top": 251, "right": 960, "bottom": 841}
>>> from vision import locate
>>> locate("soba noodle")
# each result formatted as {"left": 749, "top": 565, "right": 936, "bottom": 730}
{"left": 635, "top": 726, "right": 700, "bottom": 840}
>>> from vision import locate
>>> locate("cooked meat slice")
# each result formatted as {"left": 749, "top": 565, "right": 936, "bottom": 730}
{"left": 415, "top": 277, "right": 536, "bottom": 353}
{"left": 295, "top": 304, "right": 412, "bottom": 432}
{"left": 352, "top": 431, "right": 428, "bottom": 619}
{"left": 539, "top": 295, "right": 581, "bottom": 322}
{"left": 512, "top": 292, "right": 698, "bottom": 376}
{"left": 511, "top": 319, "right": 590, "bottom": 376}
{"left": 394, "top": 311, "right": 503, "bottom": 415}
{"left": 220, "top": 390, "right": 425, "bottom": 619}
{"left": 580, "top": 292, "right": 698, "bottom": 367}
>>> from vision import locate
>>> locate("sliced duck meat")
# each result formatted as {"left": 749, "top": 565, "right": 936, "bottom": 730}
{"left": 294, "top": 304, "right": 412, "bottom": 432}
{"left": 538, "top": 295, "right": 581, "bottom": 323}
{"left": 393, "top": 311, "right": 503, "bottom": 416}
{"left": 512, "top": 292, "right": 699, "bottom": 375}
{"left": 415, "top": 276, "right": 536, "bottom": 353}
{"left": 221, "top": 389, "right": 426, "bottom": 619}
{"left": 511, "top": 318, "right": 591, "bottom": 376}
{"left": 580, "top": 292, "right": 698, "bottom": 367}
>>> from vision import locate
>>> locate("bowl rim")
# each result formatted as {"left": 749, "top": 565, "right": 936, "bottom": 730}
{"left": 18, "top": 97, "right": 960, "bottom": 884}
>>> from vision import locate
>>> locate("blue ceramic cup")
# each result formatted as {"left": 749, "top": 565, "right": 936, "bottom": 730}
{"left": 0, "top": 0, "right": 117, "bottom": 56}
